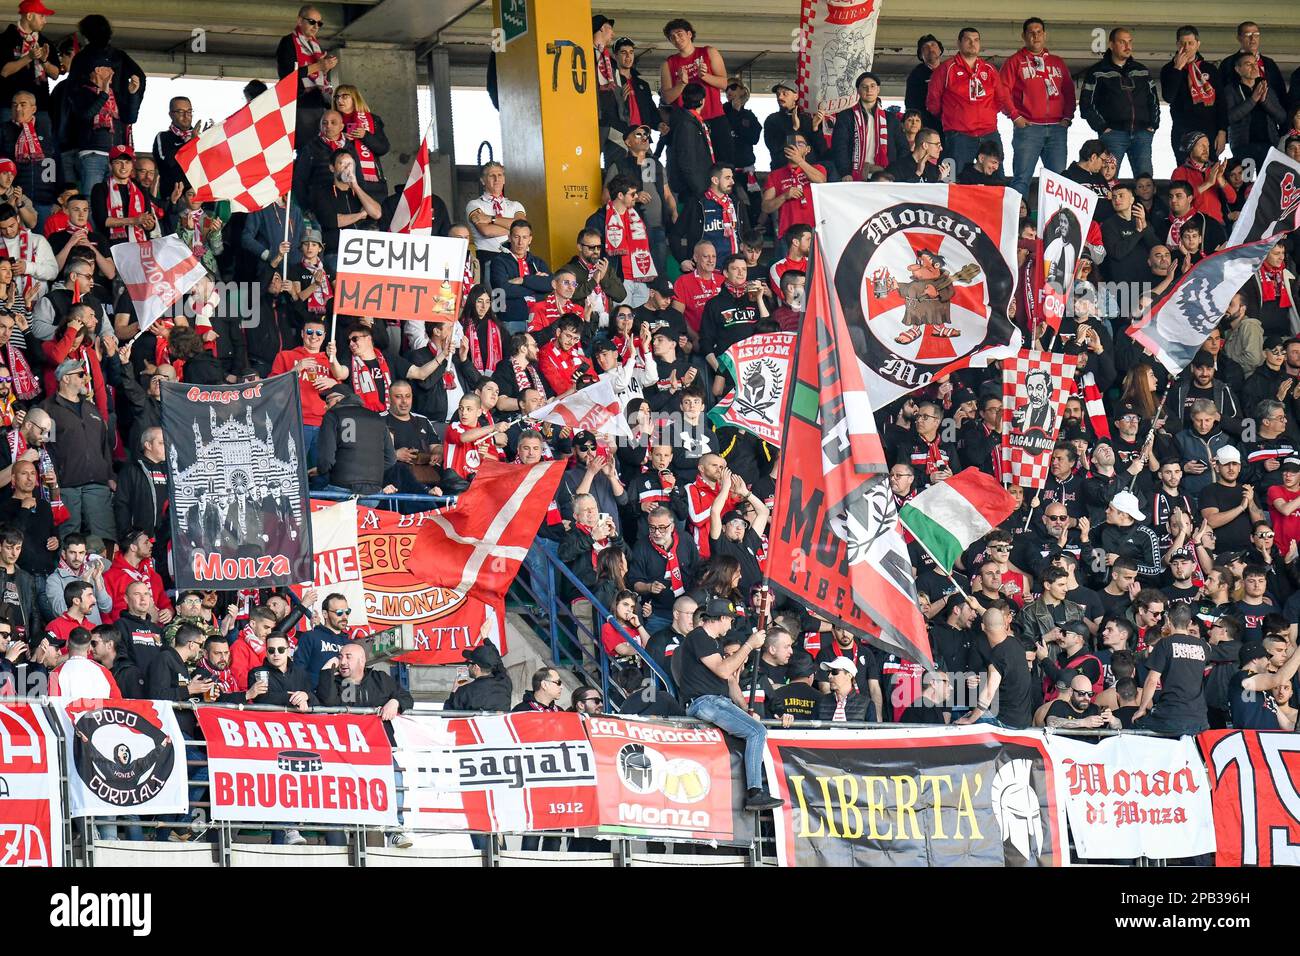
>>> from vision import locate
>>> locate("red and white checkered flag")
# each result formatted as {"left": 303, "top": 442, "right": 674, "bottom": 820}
{"left": 175, "top": 73, "right": 297, "bottom": 213}
{"left": 390, "top": 122, "right": 434, "bottom": 235}
{"left": 1000, "top": 349, "right": 1080, "bottom": 490}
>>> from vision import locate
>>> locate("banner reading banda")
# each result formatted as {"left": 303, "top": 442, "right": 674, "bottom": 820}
{"left": 335, "top": 230, "right": 469, "bottom": 322}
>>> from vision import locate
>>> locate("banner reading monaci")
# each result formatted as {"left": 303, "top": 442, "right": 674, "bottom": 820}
{"left": 161, "top": 372, "right": 314, "bottom": 590}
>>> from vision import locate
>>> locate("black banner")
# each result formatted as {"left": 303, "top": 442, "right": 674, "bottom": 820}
{"left": 766, "top": 728, "right": 1067, "bottom": 867}
{"left": 161, "top": 373, "right": 313, "bottom": 589}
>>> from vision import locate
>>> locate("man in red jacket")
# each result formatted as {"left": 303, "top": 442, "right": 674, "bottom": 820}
{"left": 1000, "top": 18, "right": 1075, "bottom": 196}
{"left": 103, "top": 528, "right": 172, "bottom": 624}
{"left": 927, "top": 27, "right": 1019, "bottom": 179}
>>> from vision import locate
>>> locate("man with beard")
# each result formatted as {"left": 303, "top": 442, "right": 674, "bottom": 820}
{"left": 906, "top": 35, "right": 944, "bottom": 133}
{"left": 565, "top": 227, "right": 626, "bottom": 320}
{"left": 491, "top": 332, "right": 547, "bottom": 410}
{"left": 813, "top": 625, "right": 884, "bottom": 721}
{"left": 1155, "top": 181, "right": 1225, "bottom": 254}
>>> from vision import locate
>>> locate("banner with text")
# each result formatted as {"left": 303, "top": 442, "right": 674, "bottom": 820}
{"left": 335, "top": 230, "right": 469, "bottom": 322}
{"left": 1047, "top": 734, "right": 1215, "bottom": 860}
{"left": 198, "top": 708, "right": 398, "bottom": 826}
{"left": 303, "top": 499, "right": 368, "bottom": 629}
{"left": 393, "top": 712, "right": 599, "bottom": 833}
{"left": 1198, "top": 729, "right": 1300, "bottom": 867}
{"left": 58, "top": 698, "right": 189, "bottom": 817}
{"left": 764, "top": 726, "right": 1068, "bottom": 867}
{"left": 1035, "top": 169, "right": 1098, "bottom": 334}
{"left": 0, "top": 703, "right": 63, "bottom": 866}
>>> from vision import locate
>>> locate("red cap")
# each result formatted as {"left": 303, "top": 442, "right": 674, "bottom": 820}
{"left": 109, "top": 145, "right": 134, "bottom": 161}
{"left": 0, "top": 158, "right": 15, "bottom": 176}
{"left": 18, "top": 0, "right": 55, "bottom": 15}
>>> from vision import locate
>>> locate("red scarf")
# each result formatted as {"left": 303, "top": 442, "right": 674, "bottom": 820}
{"left": 513, "top": 254, "right": 530, "bottom": 278}
{"left": 182, "top": 207, "right": 207, "bottom": 258}
{"left": 340, "top": 110, "right": 380, "bottom": 183}
{"left": 650, "top": 532, "right": 685, "bottom": 595}
{"left": 15, "top": 25, "right": 40, "bottom": 82}
{"left": 293, "top": 28, "right": 331, "bottom": 95}
{"left": 320, "top": 133, "right": 345, "bottom": 151}
{"left": 351, "top": 350, "right": 392, "bottom": 411}
{"left": 301, "top": 255, "right": 331, "bottom": 313}
{"left": 6, "top": 341, "right": 38, "bottom": 400}
{"left": 575, "top": 522, "right": 609, "bottom": 569}
{"left": 1188, "top": 58, "right": 1216, "bottom": 106}
{"left": 465, "top": 318, "right": 503, "bottom": 374}
{"left": 481, "top": 191, "right": 505, "bottom": 217}
{"left": 511, "top": 357, "right": 544, "bottom": 395}
{"left": 603, "top": 202, "right": 656, "bottom": 280}
{"left": 88, "top": 83, "right": 118, "bottom": 130}
{"left": 14, "top": 120, "right": 42, "bottom": 162}
{"left": 5, "top": 229, "right": 36, "bottom": 295}
{"left": 106, "top": 178, "right": 148, "bottom": 243}
{"left": 851, "top": 101, "right": 889, "bottom": 177}
{"left": 627, "top": 84, "right": 643, "bottom": 128}
{"left": 692, "top": 109, "right": 715, "bottom": 164}
{"left": 170, "top": 123, "right": 196, "bottom": 144}
{"left": 596, "top": 45, "right": 616, "bottom": 92}
{"left": 1167, "top": 212, "right": 1192, "bottom": 247}
{"left": 724, "top": 280, "right": 748, "bottom": 299}
{"left": 921, "top": 435, "right": 948, "bottom": 476}
{"left": 1261, "top": 262, "right": 1294, "bottom": 308}
{"left": 704, "top": 188, "right": 737, "bottom": 254}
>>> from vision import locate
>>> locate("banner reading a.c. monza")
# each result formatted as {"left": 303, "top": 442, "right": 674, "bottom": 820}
{"left": 764, "top": 726, "right": 1067, "bottom": 867}
{"left": 161, "top": 372, "right": 313, "bottom": 590}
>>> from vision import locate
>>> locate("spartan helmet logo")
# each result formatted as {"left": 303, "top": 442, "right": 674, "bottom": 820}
{"left": 991, "top": 758, "right": 1044, "bottom": 862}
{"left": 617, "top": 743, "right": 657, "bottom": 793}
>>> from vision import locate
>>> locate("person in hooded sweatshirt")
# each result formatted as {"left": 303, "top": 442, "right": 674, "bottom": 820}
{"left": 446, "top": 638, "right": 512, "bottom": 712}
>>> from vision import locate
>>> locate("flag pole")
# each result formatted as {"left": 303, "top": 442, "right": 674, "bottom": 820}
{"left": 1127, "top": 391, "right": 1169, "bottom": 493}
{"left": 281, "top": 192, "right": 292, "bottom": 281}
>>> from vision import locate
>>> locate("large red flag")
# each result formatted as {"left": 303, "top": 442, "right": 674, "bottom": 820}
{"left": 407, "top": 458, "right": 567, "bottom": 603}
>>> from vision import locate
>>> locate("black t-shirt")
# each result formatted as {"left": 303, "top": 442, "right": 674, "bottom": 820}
{"left": 1162, "top": 581, "right": 1200, "bottom": 609}
{"left": 900, "top": 701, "right": 951, "bottom": 724}
{"left": 712, "top": 527, "right": 764, "bottom": 594}
{"left": 1114, "top": 705, "right": 1140, "bottom": 729}
{"left": 1046, "top": 698, "right": 1098, "bottom": 723}
{"left": 1233, "top": 599, "right": 1281, "bottom": 643}
{"left": 384, "top": 412, "right": 439, "bottom": 455}
{"left": 1097, "top": 588, "right": 1133, "bottom": 618}
{"left": 765, "top": 682, "right": 822, "bottom": 721}
{"left": 989, "top": 638, "right": 1034, "bottom": 729}
{"left": 645, "top": 627, "right": 682, "bottom": 679}
{"left": 1228, "top": 669, "right": 1281, "bottom": 730}
{"left": 1146, "top": 632, "right": 1210, "bottom": 724}
{"left": 1067, "top": 585, "right": 1105, "bottom": 622}
{"left": 1198, "top": 482, "right": 1255, "bottom": 553}
{"left": 677, "top": 626, "right": 729, "bottom": 704}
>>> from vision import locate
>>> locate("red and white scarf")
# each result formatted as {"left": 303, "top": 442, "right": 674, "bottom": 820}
{"left": 15, "top": 26, "right": 40, "bottom": 81}
{"left": 704, "top": 188, "right": 737, "bottom": 254}
{"left": 88, "top": 82, "right": 118, "bottom": 131}
{"left": 13, "top": 120, "right": 42, "bottom": 163}
{"left": 1166, "top": 212, "right": 1192, "bottom": 247}
{"left": 106, "top": 178, "right": 148, "bottom": 243}
{"left": 118, "top": 556, "right": 156, "bottom": 584}
{"left": 481, "top": 192, "right": 506, "bottom": 217}
{"left": 6, "top": 341, "right": 38, "bottom": 400}
{"left": 1261, "top": 262, "right": 1294, "bottom": 309}
{"left": 5, "top": 230, "right": 36, "bottom": 295}
{"left": 302, "top": 255, "right": 331, "bottom": 313}
{"left": 340, "top": 110, "right": 380, "bottom": 183}
{"left": 851, "top": 101, "right": 889, "bottom": 178}
{"left": 465, "top": 318, "right": 503, "bottom": 375}
{"left": 1077, "top": 371, "right": 1111, "bottom": 440}
{"left": 182, "top": 207, "right": 207, "bottom": 258}
{"left": 650, "top": 531, "right": 685, "bottom": 596}
{"left": 603, "top": 202, "right": 656, "bottom": 280}
{"left": 692, "top": 109, "right": 715, "bottom": 164}
{"left": 512, "top": 357, "right": 544, "bottom": 395}
{"left": 1188, "top": 58, "right": 1216, "bottom": 106}
{"left": 293, "top": 28, "right": 331, "bottom": 95}
{"left": 596, "top": 44, "right": 617, "bottom": 92}
{"left": 351, "top": 350, "right": 392, "bottom": 412}
{"left": 319, "top": 133, "right": 345, "bottom": 152}
{"left": 170, "top": 123, "right": 196, "bottom": 145}
{"left": 575, "top": 522, "right": 610, "bottom": 569}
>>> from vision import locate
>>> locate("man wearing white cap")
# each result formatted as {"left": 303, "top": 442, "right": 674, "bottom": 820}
{"left": 812, "top": 656, "right": 873, "bottom": 722}
{"left": 1199, "top": 445, "right": 1264, "bottom": 554}
{"left": 1098, "top": 489, "right": 1163, "bottom": 582}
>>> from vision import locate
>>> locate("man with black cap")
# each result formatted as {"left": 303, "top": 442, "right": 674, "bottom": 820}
{"left": 830, "top": 71, "right": 901, "bottom": 182}
{"left": 603, "top": 120, "right": 675, "bottom": 275}
{"left": 1163, "top": 547, "right": 1203, "bottom": 608}
{"left": 762, "top": 81, "right": 824, "bottom": 174}
{"left": 764, "top": 650, "right": 820, "bottom": 725}
{"left": 1230, "top": 639, "right": 1300, "bottom": 730}
{"left": 677, "top": 596, "right": 781, "bottom": 810}
{"left": 446, "top": 636, "right": 512, "bottom": 712}
{"left": 905, "top": 34, "right": 944, "bottom": 134}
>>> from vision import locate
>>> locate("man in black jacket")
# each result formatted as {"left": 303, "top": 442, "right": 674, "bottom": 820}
{"left": 275, "top": 5, "right": 337, "bottom": 144}
{"left": 762, "top": 82, "right": 827, "bottom": 175}
{"left": 247, "top": 632, "right": 317, "bottom": 710}
{"left": 113, "top": 426, "right": 169, "bottom": 545}
{"left": 906, "top": 35, "right": 945, "bottom": 134}
{"left": 145, "top": 623, "right": 209, "bottom": 737}
{"left": 445, "top": 638, "right": 512, "bottom": 711}
{"left": 43, "top": 356, "right": 115, "bottom": 541}
{"left": 94, "top": 626, "right": 144, "bottom": 698}
{"left": 151, "top": 95, "right": 198, "bottom": 198}
{"left": 315, "top": 387, "right": 397, "bottom": 495}
{"left": 1079, "top": 28, "right": 1159, "bottom": 178}
{"left": 667, "top": 85, "right": 715, "bottom": 204}
{"left": 1160, "top": 26, "right": 1222, "bottom": 156}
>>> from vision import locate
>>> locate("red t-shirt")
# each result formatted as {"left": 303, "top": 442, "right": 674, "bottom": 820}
{"left": 766, "top": 164, "right": 823, "bottom": 235}
{"left": 1269, "top": 485, "right": 1300, "bottom": 558}
{"left": 271, "top": 346, "right": 333, "bottom": 427}
{"left": 665, "top": 47, "right": 724, "bottom": 120}
{"left": 673, "top": 270, "right": 723, "bottom": 334}
{"left": 444, "top": 421, "right": 483, "bottom": 477}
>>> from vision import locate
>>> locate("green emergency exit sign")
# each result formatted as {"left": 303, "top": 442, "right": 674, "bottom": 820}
{"left": 501, "top": 0, "right": 528, "bottom": 45}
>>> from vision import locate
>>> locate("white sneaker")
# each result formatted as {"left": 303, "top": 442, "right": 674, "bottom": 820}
{"left": 283, "top": 828, "right": 307, "bottom": 846}
{"left": 388, "top": 830, "right": 413, "bottom": 849}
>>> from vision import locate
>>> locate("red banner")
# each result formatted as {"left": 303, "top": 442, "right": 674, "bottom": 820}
{"left": 1199, "top": 729, "right": 1300, "bottom": 866}
{"left": 198, "top": 708, "right": 398, "bottom": 826}
{"left": 0, "top": 703, "right": 62, "bottom": 866}
{"left": 587, "top": 716, "right": 742, "bottom": 841}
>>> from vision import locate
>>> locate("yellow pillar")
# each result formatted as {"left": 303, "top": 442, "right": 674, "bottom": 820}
{"left": 493, "top": 0, "right": 602, "bottom": 266}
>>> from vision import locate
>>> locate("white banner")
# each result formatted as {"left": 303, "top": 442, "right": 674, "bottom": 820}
{"left": 305, "top": 499, "right": 368, "bottom": 629}
{"left": 111, "top": 235, "right": 207, "bottom": 334}
{"left": 1047, "top": 734, "right": 1216, "bottom": 860}
{"left": 1035, "top": 169, "right": 1098, "bottom": 331}
{"left": 335, "top": 230, "right": 469, "bottom": 322}
{"left": 57, "top": 698, "right": 190, "bottom": 818}
{"left": 530, "top": 376, "right": 631, "bottom": 438}
{"left": 798, "top": 0, "right": 883, "bottom": 116}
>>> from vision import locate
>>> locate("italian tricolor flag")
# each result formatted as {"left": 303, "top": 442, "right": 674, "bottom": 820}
{"left": 898, "top": 468, "right": 1017, "bottom": 574}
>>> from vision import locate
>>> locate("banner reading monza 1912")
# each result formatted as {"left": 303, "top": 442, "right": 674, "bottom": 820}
{"left": 764, "top": 726, "right": 1067, "bottom": 867}
{"left": 161, "top": 372, "right": 314, "bottom": 590}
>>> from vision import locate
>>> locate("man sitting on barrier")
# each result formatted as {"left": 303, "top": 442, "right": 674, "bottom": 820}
{"left": 676, "top": 596, "right": 783, "bottom": 811}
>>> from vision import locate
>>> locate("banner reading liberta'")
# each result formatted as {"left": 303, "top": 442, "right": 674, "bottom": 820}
{"left": 797, "top": 0, "right": 883, "bottom": 116}
{"left": 812, "top": 182, "right": 1021, "bottom": 409}
{"left": 162, "top": 373, "right": 313, "bottom": 590}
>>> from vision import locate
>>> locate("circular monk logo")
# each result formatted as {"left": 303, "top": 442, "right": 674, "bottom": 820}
{"left": 836, "top": 201, "right": 1014, "bottom": 390}
{"left": 71, "top": 704, "right": 176, "bottom": 808}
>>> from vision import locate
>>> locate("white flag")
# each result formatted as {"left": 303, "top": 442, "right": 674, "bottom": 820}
{"left": 530, "top": 377, "right": 631, "bottom": 438}
{"left": 110, "top": 235, "right": 207, "bottom": 334}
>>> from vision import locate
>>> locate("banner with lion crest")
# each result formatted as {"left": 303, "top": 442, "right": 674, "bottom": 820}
{"left": 708, "top": 332, "right": 795, "bottom": 446}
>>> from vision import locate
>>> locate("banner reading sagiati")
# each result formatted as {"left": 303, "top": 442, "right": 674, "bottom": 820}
{"left": 393, "top": 712, "right": 598, "bottom": 833}
{"left": 586, "top": 716, "right": 744, "bottom": 842}
{"left": 198, "top": 708, "right": 397, "bottom": 826}
{"left": 764, "top": 726, "right": 1068, "bottom": 867}
{"left": 0, "top": 703, "right": 63, "bottom": 866}
{"left": 111, "top": 235, "right": 207, "bottom": 335}
{"left": 813, "top": 182, "right": 1021, "bottom": 409}
{"left": 1001, "top": 349, "right": 1079, "bottom": 489}
{"left": 797, "top": 0, "right": 883, "bottom": 116}
{"left": 1199, "top": 729, "right": 1300, "bottom": 866}
{"left": 1047, "top": 734, "right": 1215, "bottom": 860}
{"left": 336, "top": 230, "right": 469, "bottom": 322}
{"left": 58, "top": 699, "right": 189, "bottom": 817}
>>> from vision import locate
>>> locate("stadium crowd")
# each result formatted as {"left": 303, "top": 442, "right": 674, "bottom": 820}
{"left": 0, "top": 3, "right": 1298, "bottom": 829}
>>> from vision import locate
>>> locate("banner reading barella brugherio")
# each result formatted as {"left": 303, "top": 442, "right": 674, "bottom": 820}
{"left": 161, "top": 373, "right": 314, "bottom": 590}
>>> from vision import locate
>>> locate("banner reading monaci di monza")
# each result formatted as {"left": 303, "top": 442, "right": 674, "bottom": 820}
{"left": 764, "top": 726, "right": 1068, "bottom": 867}
{"left": 198, "top": 708, "right": 398, "bottom": 826}
{"left": 0, "top": 702, "right": 63, "bottom": 866}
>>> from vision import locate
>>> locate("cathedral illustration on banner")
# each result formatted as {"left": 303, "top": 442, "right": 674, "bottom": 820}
{"left": 170, "top": 404, "right": 304, "bottom": 553}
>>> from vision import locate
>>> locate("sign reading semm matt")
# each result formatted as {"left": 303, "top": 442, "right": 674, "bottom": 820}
{"left": 335, "top": 230, "right": 469, "bottom": 323}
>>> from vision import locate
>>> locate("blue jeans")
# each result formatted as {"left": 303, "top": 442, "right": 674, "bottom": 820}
{"left": 77, "top": 151, "right": 110, "bottom": 195}
{"left": 687, "top": 694, "right": 766, "bottom": 791}
{"left": 1100, "top": 128, "right": 1154, "bottom": 178}
{"left": 303, "top": 425, "right": 320, "bottom": 468}
{"left": 1010, "top": 123, "right": 1069, "bottom": 195}
{"left": 95, "top": 816, "right": 145, "bottom": 841}
{"left": 942, "top": 131, "right": 995, "bottom": 180}
{"left": 524, "top": 538, "right": 560, "bottom": 612}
